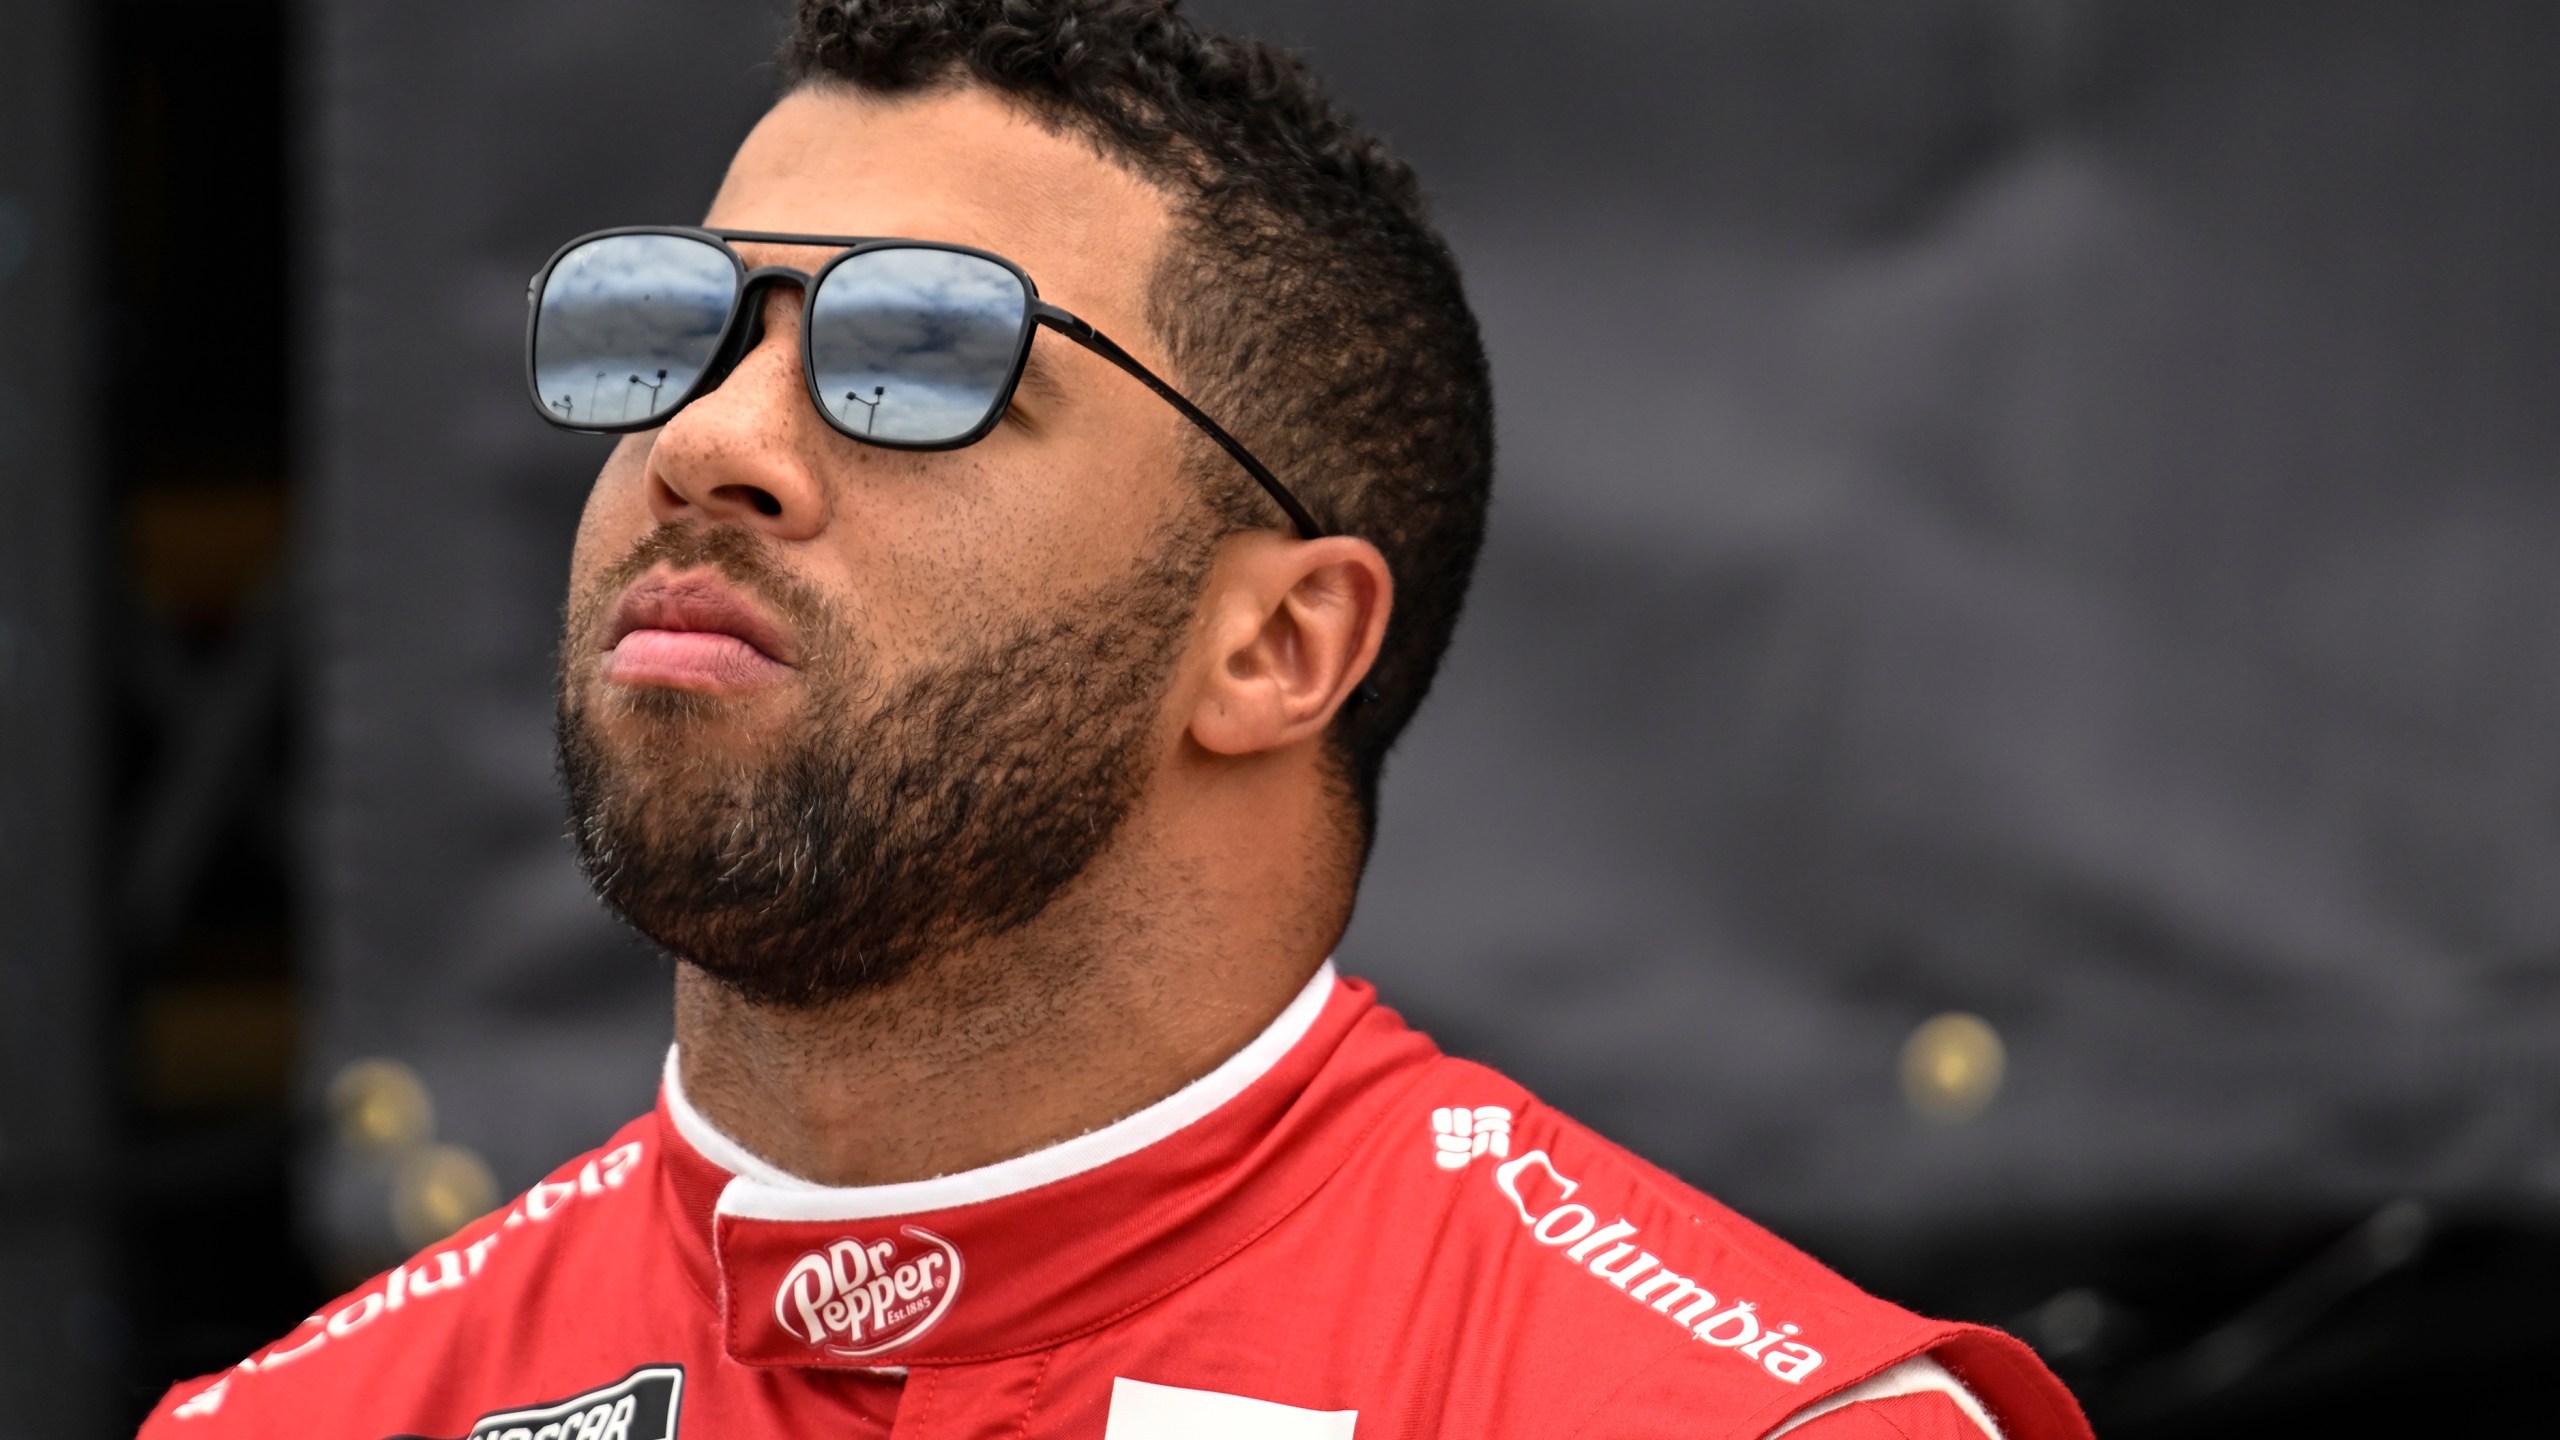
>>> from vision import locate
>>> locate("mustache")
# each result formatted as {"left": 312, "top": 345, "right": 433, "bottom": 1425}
{"left": 580, "top": 524, "right": 833, "bottom": 650}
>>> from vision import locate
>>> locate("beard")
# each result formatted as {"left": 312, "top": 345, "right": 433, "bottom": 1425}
{"left": 556, "top": 521, "right": 1210, "bottom": 1008}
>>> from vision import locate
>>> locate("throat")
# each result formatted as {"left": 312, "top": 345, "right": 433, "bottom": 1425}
{"left": 670, "top": 942, "right": 1095, "bottom": 1187}
{"left": 668, "top": 937, "right": 1326, "bottom": 1189}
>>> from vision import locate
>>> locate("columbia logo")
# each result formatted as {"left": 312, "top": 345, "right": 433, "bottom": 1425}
{"left": 1432, "top": 1106, "right": 1513, "bottom": 1170}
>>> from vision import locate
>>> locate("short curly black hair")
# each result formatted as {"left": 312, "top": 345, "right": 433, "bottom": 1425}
{"left": 780, "top": 0, "right": 1494, "bottom": 840}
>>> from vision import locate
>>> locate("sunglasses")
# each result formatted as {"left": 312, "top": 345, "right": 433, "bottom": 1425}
{"left": 524, "top": 226, "right": 1325, "bottom": 540}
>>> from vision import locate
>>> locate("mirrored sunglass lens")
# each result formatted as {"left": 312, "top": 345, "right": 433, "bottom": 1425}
{"left": 809, "top": 249, "right": 1029, "bottom": 444}
{"left": 532, "top": 233, "right": 735, "bottom": 428}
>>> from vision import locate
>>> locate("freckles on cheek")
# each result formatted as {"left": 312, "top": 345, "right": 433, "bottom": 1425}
{"left": 871, "top": 456, "right": 1022, "bottom": 619}
{"left": 973, "top": 450, "right": 1127, "bottom": 590}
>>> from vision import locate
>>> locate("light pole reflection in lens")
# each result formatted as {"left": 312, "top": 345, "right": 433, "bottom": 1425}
{"left": 630, "top": 368, "right": 668, "bottom": 418}
{"left": 845, "top": 385, "right": 884, "bottom": 433}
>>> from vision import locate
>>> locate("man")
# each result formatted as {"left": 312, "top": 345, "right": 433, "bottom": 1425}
{"left": 147, "top": 3, "right": 2087, "bottom": 1436}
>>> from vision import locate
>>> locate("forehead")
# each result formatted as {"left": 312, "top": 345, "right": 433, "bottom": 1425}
{"left": 705, "top": 85, "right": 1173, "bottom": 338}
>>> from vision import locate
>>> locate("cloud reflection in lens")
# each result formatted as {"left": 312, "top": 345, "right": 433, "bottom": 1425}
{"left": 533, "top": 233, "right": 737, "bottom": 427}
{"left": 809, "top": 248, "right": 1028, "bottom": 444}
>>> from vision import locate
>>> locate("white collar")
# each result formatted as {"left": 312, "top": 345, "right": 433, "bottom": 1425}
{"left": 664, "top": 961, "right": 1338, "bottom": 1222}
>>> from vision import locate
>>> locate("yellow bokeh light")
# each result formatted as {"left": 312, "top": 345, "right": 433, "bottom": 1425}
{"left": 393, "top": 1143, "right": 501, "bottom": 1250}
{"left": 327, "top": 1056, "right": 436, "bottom": 1153}
{"left": 1900, "top": 1012, "right": 2005, "bottom": 1122}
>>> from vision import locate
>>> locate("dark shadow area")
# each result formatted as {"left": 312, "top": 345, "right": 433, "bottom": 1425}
{"left": 1793, "top": 1208, "right": 2560, "bottom": 1434}
{"left": 93, "top": 0, "right": 325, "bottom": 1423}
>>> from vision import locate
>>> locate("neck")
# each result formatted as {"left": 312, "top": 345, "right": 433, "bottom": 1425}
{"left": 671, "top": 872, "right": 1331, "bottom": 1189}
{"left": 672, "top": 729, "right": 1360, "bottom": 1187}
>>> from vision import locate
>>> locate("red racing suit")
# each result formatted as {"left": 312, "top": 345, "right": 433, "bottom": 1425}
{"left": 142, "top": 969, "right": 2089, "bottom": 1440}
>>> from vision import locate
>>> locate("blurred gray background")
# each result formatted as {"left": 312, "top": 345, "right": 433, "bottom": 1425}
{"left": 5, "top": 0, "right": 2557, "bottom": 1435}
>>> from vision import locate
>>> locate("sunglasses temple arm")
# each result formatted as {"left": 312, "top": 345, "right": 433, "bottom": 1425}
{"left": 1034, "top": 306, "right": 1326, "bottom": 542}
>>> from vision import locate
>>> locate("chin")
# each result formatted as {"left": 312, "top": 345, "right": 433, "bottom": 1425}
{"left": 571, "top": 689, "right": 803, "bottom": 799}
{"left": 595, "top": 678, "right": 786, "bottom": 731}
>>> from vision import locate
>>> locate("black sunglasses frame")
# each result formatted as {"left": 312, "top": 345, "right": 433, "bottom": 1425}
{"left": 525, "top": 225, "right": 1326, "bottom": 541}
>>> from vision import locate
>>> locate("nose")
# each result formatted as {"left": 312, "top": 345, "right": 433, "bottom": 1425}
{"left": 641, "top": 283, "right": 829, "bottom": 540}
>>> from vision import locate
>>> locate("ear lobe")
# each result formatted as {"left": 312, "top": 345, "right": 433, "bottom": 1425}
{"left": 1189, "top": 535, "right": 1392, "bottom": 759}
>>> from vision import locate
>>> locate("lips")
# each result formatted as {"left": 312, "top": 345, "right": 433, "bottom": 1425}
{"left": 601, "top": 570, "right": 797, "bottom": 691}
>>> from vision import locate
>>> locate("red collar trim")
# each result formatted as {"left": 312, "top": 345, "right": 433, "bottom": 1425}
{"left": 652, "top": 968, "right": 1440, "bottom": 1368}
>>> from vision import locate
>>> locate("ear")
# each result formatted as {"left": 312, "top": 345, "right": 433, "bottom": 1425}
{"left": 1189, "top": 532, "right": 1393, "bottom": 758}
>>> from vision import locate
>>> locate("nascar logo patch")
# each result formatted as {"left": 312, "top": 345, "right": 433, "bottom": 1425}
{"left": 390, "top": 1366, "right": 683, "bottom": 1440}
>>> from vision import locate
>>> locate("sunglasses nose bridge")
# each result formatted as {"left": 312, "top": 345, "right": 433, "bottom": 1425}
{"left": 697, "top": 267, "right": 813, "bottom": 397}
{"left": 737, "top": 263, "right": 814, "bottom": 293}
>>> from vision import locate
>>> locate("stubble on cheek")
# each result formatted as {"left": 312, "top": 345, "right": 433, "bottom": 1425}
{"left": 553, "top": 508, "right": 1215, "bottom": 1009}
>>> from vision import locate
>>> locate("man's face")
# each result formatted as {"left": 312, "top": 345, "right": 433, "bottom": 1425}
{"left": 555, "top": 86, "right": 1213, "bottom": 1005}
